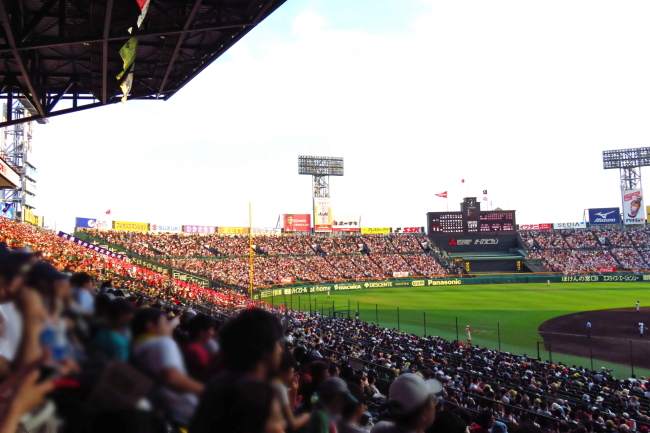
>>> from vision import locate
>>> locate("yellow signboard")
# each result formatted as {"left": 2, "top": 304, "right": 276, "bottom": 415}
{"left": 360, "top": 227, "right": 391, "bottom": 234}
{"left": 218, "top": 227, "right": 249, "bottom": 235}
{"left": 113, "top": 220, "right": 149, "bottom": 232}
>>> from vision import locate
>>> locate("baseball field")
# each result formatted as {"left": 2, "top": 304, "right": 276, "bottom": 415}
{"left": 269, "top": 281, "right": 650, "bottom": 377}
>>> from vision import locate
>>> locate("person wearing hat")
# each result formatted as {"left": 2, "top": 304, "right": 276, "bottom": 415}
{"left": 306, "top": 377, "right": 358, "bottom": 433}
{"left": 93, "top": 297, "right": 135, "bottom": 361}
{"left": 372, "top": 374, "right": 437, "bottom": 433}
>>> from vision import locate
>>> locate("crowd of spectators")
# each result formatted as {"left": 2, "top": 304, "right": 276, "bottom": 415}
{"left": 84, "top": 230, "right": 448, "bottom": 288}
{"left": 0, "top": 219, "right": 255, "bottom": 309}
{"left": 522, "top": 228, "right": 650, "bottom": 273}
{"left": 288, "top": 311, "right": 650, "bottom": 433}
{"left": 2, "top": 219, "right": 650, "bottom": 433}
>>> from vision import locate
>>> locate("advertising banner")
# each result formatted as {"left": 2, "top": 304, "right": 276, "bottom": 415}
{"left": 280, "top": 277, "right": 294, "bottom": 284}
{"left": 171, "top": 269, "right": 209, "bottom": 288}
{"left": 58, "top": 232, "right": 126, "bottom": 260}
{"left": 25, "top": 180, "right": 37, "bottom": 194}
{"left": 314, "top": 198, "right": 332, "bottom": 232}
{"left": 597, "top": 267, "right": 616, "bottom": 273}
{"left": 623, "top": 189, "right": 645, "bottom": 225}
{"left": 553, "top": 222, "right": 586, "bottom": 229}
{"left": 24, "top": 195, "right": 36, "bottom": 208}
{"left": 519, "top": 224, "right": 552, "bottom": 230}
{"left": 252, "top": 228, "right": 281, "bottom": 235}
{"left": 360, "top": 227, "right": 392, "bottom": 234}
{"left": 24, "top": 208, "right": 38, "bottom": 225}
{"left": 113, "top": 220, "right": 149, "bottom": 232}
{"left": 392, "top": 272, "right": 410, "bottom": 277}
{"left": 332, "top": 215, "right": 360, "bottom": 232}
{"left": 75, "top": 217, "right": 112, "bottom": 229}
{"left": 393, "top": 227, "right": 424, "bottom": 233}
{"left": 0, "top": 204, "right": 15, "bottom": 220}
{"left": 150, "top": 224, "right": 183, "bottom": 233}
{"left": 283, "top": 214, "right": 311, "bottom": 232}
{"left": 216, "top": 227, "right": 247, "bottom": 235}
{"left": 184, "top": 225, "right": 217, "bottom": 234}
{"left": 0, "top": 160, "right": 20, "bottom": 188}
{"left": 588, "top": 208, "right": 621, "bottom": 225}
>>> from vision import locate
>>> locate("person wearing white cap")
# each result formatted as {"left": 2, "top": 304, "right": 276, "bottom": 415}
{"left": 371, "top": 374, "right": 437, "bottom": 433}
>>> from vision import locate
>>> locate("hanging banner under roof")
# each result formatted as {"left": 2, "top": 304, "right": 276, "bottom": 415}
{"left": 116, "top": 38, "right": 138, "bottom": 80}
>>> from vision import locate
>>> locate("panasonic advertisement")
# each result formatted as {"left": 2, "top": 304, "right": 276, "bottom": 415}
{"left": 588, "top": 208, "right": 621, "bottom": 225}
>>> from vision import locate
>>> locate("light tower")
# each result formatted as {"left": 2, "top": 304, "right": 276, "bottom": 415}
{"left": 299, "top": 156, "right": 344, "bottom": 232}
{"left": 602, "top": 147, "right": 650, "bottom": 225}
{"left": 1, "top": 100, "right": 37, "bottom": 222}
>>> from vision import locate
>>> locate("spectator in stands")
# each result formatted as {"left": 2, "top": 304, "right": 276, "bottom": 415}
{"left": 93, "top": 297, "right": 134, "bottom": 361}
{"left": 471, "top": 410, "right": 496, "bottom": 433}
{"left": 276, "top": 350, "right": 311, "bottom": 431}
{"left": 191, "top": 308, "right": 283, "bottom": 433}
{"left": 182, "top": 313, "right": 215, "bottom": 381}
{"left": 191, "top": 376, "right": 287, "bottom": 433}
{"left": 306, "top": 377, "right": 359, "bottom": 433}
{"left": 131, "top": 307, "right": 204, "bottom": 425}
{"left": 372, "top": 374, "right": 437, "bottom": 433}
{"left": 338, "top": 383, "right": 368, "bottom": 433}
{"left": 70, "top": 271, "right": 95, "bottom": 314}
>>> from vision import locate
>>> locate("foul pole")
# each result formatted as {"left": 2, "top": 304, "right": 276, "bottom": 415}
{"left": 249, "top": 202, "right": 254, "bottom": 301}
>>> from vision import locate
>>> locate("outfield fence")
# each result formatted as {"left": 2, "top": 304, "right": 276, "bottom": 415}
{"left": 275, "top": 294, "right": 650, "bottom": 377}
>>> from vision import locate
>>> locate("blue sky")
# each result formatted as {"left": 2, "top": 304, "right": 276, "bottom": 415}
{"left": 29, "top": 0, "right": 650, "bottom": 232}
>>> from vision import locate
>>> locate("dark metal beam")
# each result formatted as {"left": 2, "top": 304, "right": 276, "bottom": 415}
{"left": 21, "top": 0, "right": 58, "bottom": 42}
{"left": 0, "top": 2, "right": 47, "bottom": 118}
{"left": 46, "top": 79, "right": 73, "bottom": 110}
{"left": 0, "top": 22, "right": 251, "bottom": 54}
{"left": 58, "top": 0, "right": 66, "bottom": 39}
{"left": 0, "top": 101, "right": 102, "bottom": 127}
{"left": 102, "top": 0, "right": 113, "bottom": 104}
{"left": 157, "top": 0, "right": 202, "bottom": 97}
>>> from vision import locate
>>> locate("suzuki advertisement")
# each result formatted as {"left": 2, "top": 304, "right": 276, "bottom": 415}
{"left": 588, "top": 208, "right": 621, "bottom": 225}
{"left": 623, "top": 189, "right": 645, "bottom": 225}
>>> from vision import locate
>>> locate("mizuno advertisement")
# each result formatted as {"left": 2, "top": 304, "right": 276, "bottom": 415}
{"left": 588, "top": 208, "right": 621, "bottom": 225}
{"left": 623, "top": 189, "right": 645, "bottom": 225}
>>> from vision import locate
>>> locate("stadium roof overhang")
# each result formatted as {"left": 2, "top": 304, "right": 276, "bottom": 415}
{"left": 0, "top": 158, "right": 21, "bottom": 188}
{"left": 0, "top": 0, "right": 286, "bottom": 128}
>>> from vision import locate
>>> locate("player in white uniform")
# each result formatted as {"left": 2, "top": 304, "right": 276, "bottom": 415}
{"left": 640, "top": 322, "right": 645, "bottom": 338}
{"left": 547, "top": 280, "right": 550, "bottom": 286}
{"left": 466, "top": 325, "right": 472, "bottom": 344}
{"left": 636, "top": 301, "right": 640, "bottom": 313}
{"left": 327, "top": 290, "right": 330, "bottom": 298}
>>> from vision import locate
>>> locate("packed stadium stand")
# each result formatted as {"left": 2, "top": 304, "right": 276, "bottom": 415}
{"left": 82, "top": 229, "right": 448, "bottom": 287}
{"left": 1, "top": 219, "right": 649, "bottom": 433}
{"left": 521, "top": 228, "right": 650, "bottom": 273}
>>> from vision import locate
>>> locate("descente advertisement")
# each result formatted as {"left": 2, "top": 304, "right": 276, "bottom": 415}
{"left": 254, "top": 278, "right": 463, "bottom": 299}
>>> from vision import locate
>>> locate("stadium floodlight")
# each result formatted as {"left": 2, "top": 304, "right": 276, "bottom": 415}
{"left": 602, "top": 147, "right": 650, "bottom": 191}
{"left": 603, "top": 147, "right": 650, "bottom": 170}
{"left": 299, "top": 156, "right": 344, "bottom": 198}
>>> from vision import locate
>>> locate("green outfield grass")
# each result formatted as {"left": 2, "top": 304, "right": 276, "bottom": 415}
{"left": 268, "top": 282, "right": 650, "bottom": 377}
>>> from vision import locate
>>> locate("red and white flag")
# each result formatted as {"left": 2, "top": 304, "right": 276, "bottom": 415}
{"left": 435, "top": 191, "right": 448, "bottom": 198}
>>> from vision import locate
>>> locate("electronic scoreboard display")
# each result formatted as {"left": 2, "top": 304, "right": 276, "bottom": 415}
{"left": 428, "top": 198, "right": 516, "bottom": 235}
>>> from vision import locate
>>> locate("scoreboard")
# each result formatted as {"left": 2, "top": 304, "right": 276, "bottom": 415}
{"left": 428, "top": 198, "right": 516, "bottom": 235}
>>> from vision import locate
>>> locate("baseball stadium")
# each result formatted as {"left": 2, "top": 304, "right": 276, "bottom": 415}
{"left": 1, "top": 1, "right": 650, "bottom": 433}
